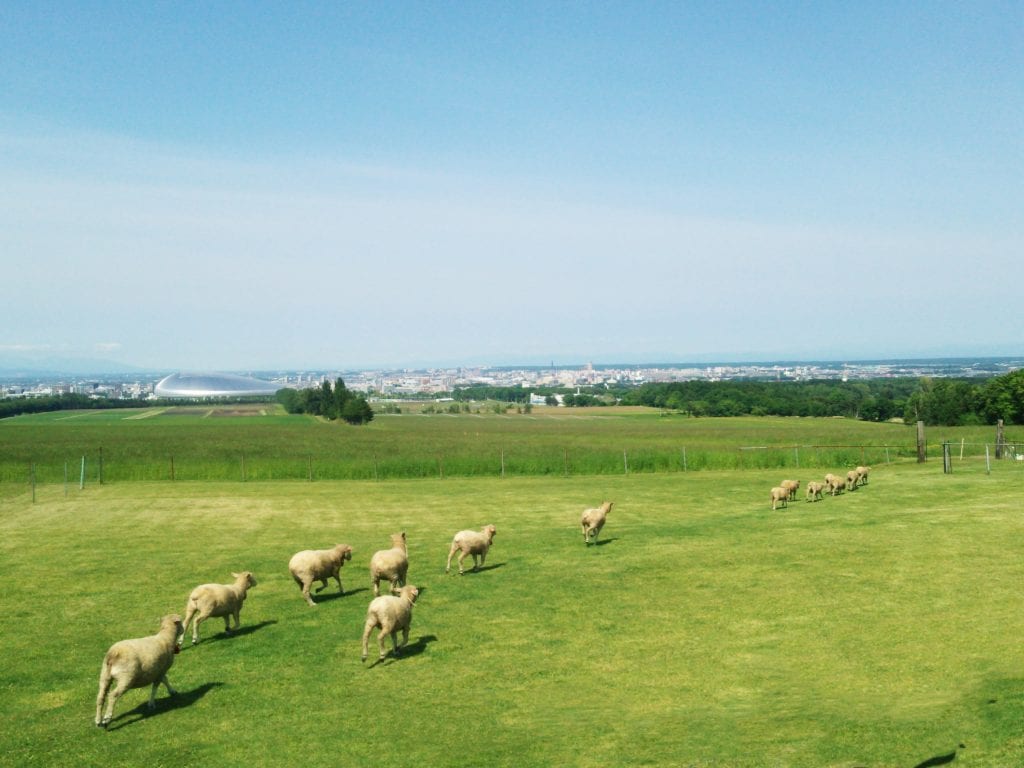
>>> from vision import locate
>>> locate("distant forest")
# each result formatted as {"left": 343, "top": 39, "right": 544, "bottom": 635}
{"left": 454, "top": 369, "right": 1024, "bottom": 427}
{"left": 4, "top": 370, "right": 1024, "bottom": 427}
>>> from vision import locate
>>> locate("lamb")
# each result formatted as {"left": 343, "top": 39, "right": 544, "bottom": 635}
{"left": 780, "top": 479, "right": 801, "bottom": 501}
{"left": 581, "top": 501, "right": 613, "bottom": 544}
{"left": 824, "top": 473, "right": 844, "bottom": 496}
{"left": 361, "top": 584, "right": 420, "bottom": 662}
{"left": 180, "top": 571, "right": 257, "bottom": 645}
{"left": 805, "top": 481, "right": 824, "bottom": 502}
{"left": 845, "top": 470, "right": 860, "bottom": 491}
{"left": 95, "top": 614, "right": 183, "bottom": 728}
{"left": 288, "top": 544, "right": 353, "bottom": 606}
{"left": 370, "top": 532, "right": 409, "bottom": 597}
{"left": 445, "top": 524, "right": 497, "bottom": 574}
{"left": 770, "top": 486, "right": 789, "bottom": 511}
{"left": 856, "top": 465, "right": 870, "bottom": 486}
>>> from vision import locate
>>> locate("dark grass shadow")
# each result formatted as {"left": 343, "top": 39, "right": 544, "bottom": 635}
{"left": 591, "top": 538, "right": 618, "bottom": 547}
{"left": 364, "top": 634, "right": 438, "bottom": 668}
{"left": 103, "top": 682, "right": 224, "bottom": 730}
{"left": 912, "top": 751, "right": 958, "bottom": 768}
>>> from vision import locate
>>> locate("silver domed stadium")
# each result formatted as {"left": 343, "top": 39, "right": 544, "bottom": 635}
{"left": 154, "top": 372, "right": 278, "bottom": 399}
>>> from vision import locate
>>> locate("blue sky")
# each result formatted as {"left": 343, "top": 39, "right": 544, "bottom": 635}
{"left": 2, "top": 2, "right": 1021, "bottom": 370}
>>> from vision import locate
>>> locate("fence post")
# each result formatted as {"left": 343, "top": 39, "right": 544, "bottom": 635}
{"left": 623, "top": 449, "right": 629, "bottom": 475}
{"left": 794, "top": 446, "right": 800, "bottom": 469}
{"left": 31, "top": 463, "right": 36, "bottom": 503}
{"left": 308, "top": 455, "right": 313, "bottom": 482}
{"left": 64, "top": 460, "right": 68, "bottom": 498}
{"left": 170, "top": 456, "right": 175, "bottom": 482}
{"left": 500, "top": 449, "right": 505, "bottom": 479}
{"left": 241, "top": 453, "right": 246, "bottom": 482}
{"left": 996, "top": 419, "right": 1005, "bottom": 459}
{"left": 80, "top": 456, "right": 85, "bottom": 490}
{"left": 942, "top": 442, "right": 952, "bottom": 474}
{"left": 986, "top": 445, "right": 991, "bottom": 474}
{"left": 99, "top": 447, "right": 104, "bottom": 485}
{"left": 682, "top": 447, "right": 687, "bottom": 472}
{"left": 916, "top": 421, "right": 927, "bottom": 463}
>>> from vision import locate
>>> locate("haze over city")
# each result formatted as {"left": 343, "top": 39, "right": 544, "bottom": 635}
{"left": 2, "top": 3, "right": 1021, "bottom": 372}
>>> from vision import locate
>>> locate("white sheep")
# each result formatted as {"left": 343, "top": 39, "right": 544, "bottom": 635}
{"left": 445, "top": 524, "right": 497, "bottom": 574}
{"left": 824, "top": 473, "right": 844, "bottom": 496}
{"left": 770, "top": 486, "right": 789, "bottom": 510}
{"left": 180, "top": 571, "right": 257, "bottom": 645}
{"left": 361, "top": 584, "right": 420, "bottom": 662}
{"left": 95, "top": 614, "right": 183, "bottom": 728}
{"left": 288, "top": 544, "right": 353, "bottom": 606}
{"left": 856, "top": 465, "right": 870, "bottom": 486}
{"left": 780, "top": 479, "right": 801, "bottom": 501}
{"left": 845, "top": 469, "right": 860, "bottom": 491}
{"left": 805, "top": 481, "right": 824, "bottom": 502}
{"left": 370, "top": 532, "right": 409, "bottom": 597}
{"left": 581, "top": 501, "right": 613, "bottom": 544}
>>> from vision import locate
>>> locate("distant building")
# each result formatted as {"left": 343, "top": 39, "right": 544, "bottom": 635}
{"left": 154, "top": 372, "right": 278, "bottom": 398}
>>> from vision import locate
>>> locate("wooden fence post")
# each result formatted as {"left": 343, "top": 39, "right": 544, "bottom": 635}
{"left": 916, "top": 421, "right": 927, "bottom": 463}
{"left": 996, "top": 419, "right": 1005, "bottom": 459}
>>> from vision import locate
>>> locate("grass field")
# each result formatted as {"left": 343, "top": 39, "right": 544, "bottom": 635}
{"left": 3, "top": 449, "right": 1024, "bottom": 766}
{"left": 1, "top": 405, "right": 1016, "bottom": 486}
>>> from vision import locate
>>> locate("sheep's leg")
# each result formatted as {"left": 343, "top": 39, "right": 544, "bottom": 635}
{"left": 371, "top": 577, "right": 380, "bottom": 597}
{"left": 333, "top": 574, "right": 343, "bottom": 594}
{"left": 315, "top": 578, "right": 329, "bottom": 593}
{"left": 457, "top": 551, "right": 468, "bottom": 575}
{"left": 445, "top": 544, "right": 457, "bottom": 573}
{"left": 380, "top": 629, "right": 392, "bottom": 660}
{"left": 475, "top": 552, "right": 484, "bottom": 570}
{"left": 361, "top": 615, "right": 378, "bottom": 662}
{"left": 191, "top": 616, "right": 204, "bottom": 645}
{"left": 95, "top": 668, "right": 112, "bottom": 726}
{"left": 301, "top": 580, "right": 317, "bottom": 607}
{"left": 160, "top": 674, "right": 177, "bottom": 697}
{"left": 399, "top": 625, "right": 409, "bottom": 650}
{"left": 102, "top": 678, "right": 129, "bottom": 725}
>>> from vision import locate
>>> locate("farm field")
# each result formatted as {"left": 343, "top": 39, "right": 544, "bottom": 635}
{"left": 2, "top": 456, "right": 1024, "bottom": 766}
{"left": 1, "top": 405, "right": 1017, "bottom": 488}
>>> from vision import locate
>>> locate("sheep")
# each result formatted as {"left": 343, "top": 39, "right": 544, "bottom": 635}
{"left": 856, "top": 465, "right": 870, "bottom": 486}
{"left": 824, "top": 473, "right": 844, "bottom": 496}
{"left": 95, "top": 614, "right": 183, "bottom": 728}
{"left": 370, "top": 532, "right": 409, "bottom": 597}
{"left": 581, "top": 501, "right": 613, "bottom": 544}
{"left": 445, "top": 524, "right": 497, "bottom": 575}
{"left": 805, "top": 481, "right": 824, "bottom": 502}
{"left": 845, "top": 470, "right": 860, "bottom": 491}
{"left": 288, "top": 544, "right": 353, "bottom": 606}
{"left": 180, "top": 571, "right": 257, "bottom": 645}
{"left": 361, "top": 584, "right": 420, "bottom": 662}
{"left": 770, "top": 486, "right": 789, "bottom": 511}
{"left": 780, "top": 479, "right": 801, "bottom": 501}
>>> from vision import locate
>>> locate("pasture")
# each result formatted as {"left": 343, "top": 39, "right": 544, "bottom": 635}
{"left": 0, "top": 404, "right": 1009, "bottom": 487}
{"left": 3, "top": 449, "right": 1024, "bottom": 765}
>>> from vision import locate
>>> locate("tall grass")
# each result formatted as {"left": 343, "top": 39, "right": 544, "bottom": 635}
{"left": 5, "top": 406, "right": 1011, "bottom": 486}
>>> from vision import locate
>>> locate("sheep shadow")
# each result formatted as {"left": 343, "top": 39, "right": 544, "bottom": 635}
{"left": 589, "top": 538, "right": 618, "bottom": 547}
{"left": 194, "top": 619, "right": 277, "bottom": 645}
{"left": 912, "top": 751, "right": 958, "bottom": 768}
{"left": 103, "top": 682, "right": 224, "bottom": 730}
{"left": 365, "top": 634, "right": 438, "bottom": 668}
{"left": 315, "top": 586, "right": 369, "bottom": 603}
{"left": 454, "top": 562, "right": 506, "bottom": 575}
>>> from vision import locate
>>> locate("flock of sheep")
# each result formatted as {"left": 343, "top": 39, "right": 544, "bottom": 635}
{"left": 769, "top": 465, "right": 870, "bottom": 510}
{"left": 95, "top": 504, "right": 613, "bottom": 728}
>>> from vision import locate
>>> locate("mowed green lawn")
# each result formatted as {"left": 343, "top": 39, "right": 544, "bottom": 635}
{"left": 2, "top": 460, "right": 1023, "bottom": 766}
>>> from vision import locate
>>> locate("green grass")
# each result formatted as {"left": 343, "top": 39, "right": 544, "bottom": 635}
{"left": 3, "top": 405, "right": 1014, "bottom": 485}
{"left": 2, "top": 460, "right": 1024, "bottom": 766}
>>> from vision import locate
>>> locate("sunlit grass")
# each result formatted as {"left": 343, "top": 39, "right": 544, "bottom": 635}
{"left": 2, "top": 460, "right": 1024, "bottom": 766}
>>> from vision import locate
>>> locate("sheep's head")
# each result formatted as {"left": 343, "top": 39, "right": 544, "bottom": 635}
{"left": 483, "top": 524, "right": 497, "bottom": 541}
{"left": 232, "top": 571, "right": 258, "bottom": 588}
{"left": 336, "top": 544, "right": 353, "bottom": 562}
{"left": 398, "top": 585, "right": 419, "bottom": 604}
{"left": 603, "top": 501, "right": 614, "bottom": 513}
{"left": 390, "top": 532, "right": 407, "bottom": 549}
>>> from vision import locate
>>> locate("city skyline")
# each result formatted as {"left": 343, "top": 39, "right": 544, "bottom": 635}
{"left": 2, "top": 4, "right": 1021, "bottom": 371}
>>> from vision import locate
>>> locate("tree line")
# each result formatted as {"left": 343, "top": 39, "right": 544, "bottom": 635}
{"left": 450, "top": 369, "right": 1024, "bottom": 426}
